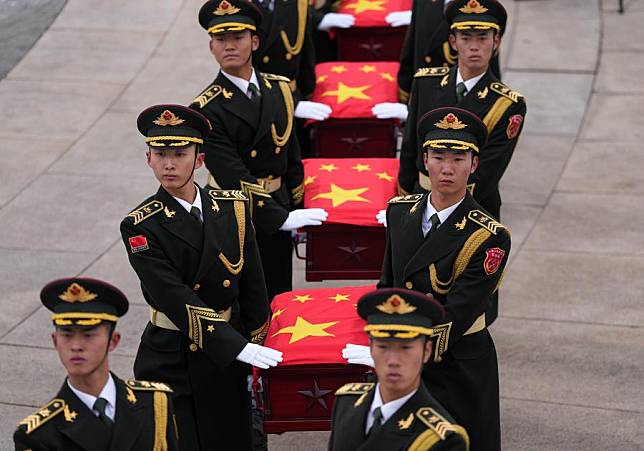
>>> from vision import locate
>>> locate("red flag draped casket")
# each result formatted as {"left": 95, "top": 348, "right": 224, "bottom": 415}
{"left": 262, "top": 285, "right": 374, "bottom": 433}
{"left": 309, "top": 62, "right": 400, "bottom": 158}
{"left": 335, "top": 0, "right": 411, "bottom": 61}
{"left": 300, "top": 158, "right": 398, "bottom": 281}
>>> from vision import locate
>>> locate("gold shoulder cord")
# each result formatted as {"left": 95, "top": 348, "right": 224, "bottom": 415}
{"left": 408, "top": 429, "right": 441, "bottom": 451}
{"left": 218, "top": 200, "right": 246, "bottom": 275}
{"left": 153, "top": 391, "right": 168, "bottom": 451}
{"left": 482, "top": 97, "right": 512, "bottom": 133}
{"left": 279, "top": 0, "right": 307, "bottom": 59}
{"left": 271, "top": 81, "right": 295, "bottom": 148}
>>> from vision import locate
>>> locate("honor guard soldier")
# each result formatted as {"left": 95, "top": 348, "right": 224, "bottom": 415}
{"left": 13, "top": 277, "right": 178, "bottom": 451}
{"left": 121, "top": 105, "right": 282, "bottom": 451}
{"left": 331, "top": 288, "right": 469, "bottom": 451}
{"left": 374, "top": 107, "right": 510, "bottom": 450}
{"left": 397, "top": 0, "right": 525, "bottom": 221}
{"left": 191, "top": 0, "right": 328, "bottom": 302}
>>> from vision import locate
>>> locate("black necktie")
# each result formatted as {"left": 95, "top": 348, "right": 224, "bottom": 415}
{"left": 247, "top": 83, "right": 260, "bottom": 105}
{"left": 427, "top": 213, "right": 441, "bottom": 238}
{"left": 368, "top": 407, "right": 384, "bottom": 436}
{"left": 93, "top": 397, "right": 113, "bottom": 429}
{"left": 456, "top": 81, "right": 467, "bottom": 103}
{"left": 190, "top": 206, "right": 202, "bottom": 225}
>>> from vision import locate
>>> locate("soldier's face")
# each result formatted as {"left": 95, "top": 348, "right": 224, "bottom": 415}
{"left": 52, "top": 325, "right": 120, "bottom": 380}
{"left": 146, "top": 145, "right": 204, "bottom": 192}
{"left": 424, "top": 150, "right": 479, "bottom": 198}
{"left": 449, "top": 30, "right": 499, "bottom": 73}
{"left": 370, "top": 338, "right": 432, "bottom": 399}
{"left": 209, "top": 31, "right": 260, "bottom": 71}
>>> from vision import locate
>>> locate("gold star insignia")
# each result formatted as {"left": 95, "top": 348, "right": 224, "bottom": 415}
{"left": 312, "top": 183, "right": 370, "bottom": 208}
{"left": 330, "top": 293, "right": 351, "bottom": 302}
{"left": 257, "top": 200, "right": 265, "bottom": 207}
{"left": 317, "top": 75, "right": 328, "bottom": 83}
{"left": 272, "top": 316, "right": 339, "bottom": 344}
{"left": 380, "top": 72, "right": 394, "bottom": 82}
{"left": 330, "top": 65, "right": 347, "bottom": 74}
{"left": 344, "top": 0, "right": 386, "bottom": 14}
{"left": 352, "top": 163, "right": 371, "bottom": 172}
{"left": 292, "top": 294, "right": 314, "bottom": 304}
{"left": 207, "top": 325, "right": 215, "bottom": 333}
{"left": 376, "top": 171, "right": 394, "bottom": 182}
{"left": 321, "top": 82, "right": 372, "bottom": 104}
{"left": 319, "top": 164, "right": 338, "bottom": 172}
{"left": 304, "top": 175, "right": 317, "bottom": 185}
{"left": 272, "top": 308, "right": 286, "bottom": 320}
{"left": 360, "top": 65, "right": 377, "bottom": 73}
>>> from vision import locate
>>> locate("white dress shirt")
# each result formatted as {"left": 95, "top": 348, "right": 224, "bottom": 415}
{"left": 365, "top": 384, "right": 418, "bottom": 435}
{"left": 422, "top": 193, "right": 465, "bottom": 237}
{"left": 456, "top": 69, "right": 486, "bottom": 98}
{"left": 220, "top": 69, "right": 261, "bottom": 99}
{"left": 173, "top": 185, "right": 203, "bottom": 222}
{"left": 67, "top": 374, "right": 117, "bottom": 421}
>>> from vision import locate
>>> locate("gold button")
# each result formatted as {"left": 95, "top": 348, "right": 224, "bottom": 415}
{"left": 193, "top": 283, "right": 201, "bottom": 291}
{"left": 424, "top": 56, "right": 431, "bottom": 63}
{"left": 223, "top": 279, "right": 231, "bottom": 288}
{"left": 285, "top": 53, "right": 292, "bottom": 61}
{"left": 189, "top": 343, "right": 198, "bottom": 352}
{"left": 263, "top": 55, "right": 270, "bottom": 64}
{"left": 405, "top": 281, "right": 413, "bottom": 289}
{"left": 275, "top": 147, "right": 281, "bottom": 154}
{"left": 250, "top": 150, "right": 257, "bottom": 158}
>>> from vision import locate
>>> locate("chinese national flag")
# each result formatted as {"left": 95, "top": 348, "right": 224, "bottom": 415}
{"left": 303, "top": 158, "right": 399, "bottom": 226}
{"left": 311, "top": 61, "right": 400, "bottom": 119}
{"left": 264, "top": 285, "right": 374, "bottom": 365}
{"left": 337, "top": 0, "right": 412, "bottom": 27}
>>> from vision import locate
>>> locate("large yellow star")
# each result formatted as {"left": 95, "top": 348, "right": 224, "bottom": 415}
{"left": 344, "top": 0, "right": 386, "bottom": 14}
{"left": 272, "top": 308, "right": 286, "bottom": 320}
{"left": 376, "top": 171, "right": 394, "bottom": 182}
{"left": 313, "top": 183, "right": 370, "bottom": 207}
{"left": 304, "top": 175, "right": 317, "bottom": 185}
{"left": 321, "top": 82, "right": 372, "bottom": 104}
{"left": 329, "top": 293, "right": 351, "bottom": 302}
{"left": 352, "top": 163, "right": 371, "bottom": 172}
{"left": 319, "top": 164, "right": 338, "bottom": 172}
{"left": 380, "top": 72, "right": 394, "bottom": 82}
{"left": 292, "top": 294, "right": 314, "bottom": 304}
{"left": 360, "top": 65, "right": 377, "bottom": 73}
{"left": 272, "top": 316, "right": 339, "bottom": 344}
{"left": 330, "top": 65, "right": 347, "bottom": 74}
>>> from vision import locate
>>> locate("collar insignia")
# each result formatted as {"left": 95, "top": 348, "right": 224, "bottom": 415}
{"left": 164, "top": 206, "right": 176, "bottom": 218}
{"left": 398, "top": 412, "right": 414, "bottom": 430}
{"left": 59, "top": 283, "right": 97, "bottom": 303}
{"left": 376, "top": 294, "right": 417, "bottom": 314}
{"left": 153, "top": 110, "right": 185, "bottom": 126}
{"left": 435, "top": 113, "right": 467, "bottom": 130}
{"left": 455, "top": 217, "right": 467, "bottom": 230}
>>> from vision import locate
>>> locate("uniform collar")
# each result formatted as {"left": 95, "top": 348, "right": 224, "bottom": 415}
{"left": 423, "top": 193, "right": 465, "bottom": 234}
{"left": 220, "top": 68, "right": 261, "bottom": 99}
{"left": 365, "top": 383, "right": 418, "bottom": 434}
{"left": 67, "top": 373, "right": 116, "bottom": 421}
{"left": 456, "top": 68, "right": 486, "bottom": 95}
{"left": 172, "top": 184, "right": 203, "bottom": 219}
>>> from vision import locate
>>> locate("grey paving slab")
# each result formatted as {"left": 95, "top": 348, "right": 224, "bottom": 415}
{"left": 0, "top": 403, "right": 34, "bottom": 451}
{"left": 0, "top": 248, "right": 95, "bottom": 338}
{"left": 497, "top": 203, "right": 541, "bottom": 257}
{"left": 523, "top": 192, "right": 644, "bottom": 255}
{"left": 503, "top": 71, "right": 593, "bottom": 136}
{"left": 507, "top": 0, "right": 599, "bottom": 72}
{"left": 0, "top": 173, "right": 155, "bottom": 253}
{"left": 0, "top": 79, "right": 123, "bottom": 140}
{"left": 495, "top": 317, "right": 644, "bottom": 412}
{"left": 269, "top": 431, "right": 330, "bottom": 451}
{"left": 595, "top": 51, "right": 644, "bottom": 94}
{"left": 558, "top": 141, "right": 644, "bottom": 194}
{"left": 500, "top": 135, "right": 575, "bottom": 206}
{"left": 501, "top": 250, "right": 644, "bottom": 326}
{"left": 580, "top": 94, "right": 644, "bottom": 142}
{"left": 500, "top": 397, "right": 644, "bottom": 451}
{"left": 603, "top": 5, "right": 644, "bottom": 52}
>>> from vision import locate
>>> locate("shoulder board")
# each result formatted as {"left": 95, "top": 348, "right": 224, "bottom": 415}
{"left": 208, "top": 189, "right": 248, "bottom": 201}
{"left": 416, "top": 407, "right": 466, "bottom": 441}
{"left": 468, "top": 210, "right": 507, "bottom": 235}
{"left": 414, "top": 67, "right": 450, "bottom": 78}
{"left": 388, "top": 194, "right": 424, "bottom": 204}
{"left": 490, "top": 82, "right": 523, "bottom": 103}
{"left": 261, "top": 73, "right": 291, "bottom": 83}
{"left": 191, "top": 84, "right": 233, "bottom": 108}
{"left": 126, "top": 379, "right": 173, "bottom": 392}
{"left": 335, "top": 382, "right": 375, "bottom": 396}
{"left": 127, "top": 200, "right": 164, "bottom": 225}
{"left": 17, "top": 399, "right": 65, "bottom": 434}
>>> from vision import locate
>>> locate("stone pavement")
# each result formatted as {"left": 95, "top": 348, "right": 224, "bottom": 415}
{"left": 1, "top": 0, "right": 643, "bottom": 449}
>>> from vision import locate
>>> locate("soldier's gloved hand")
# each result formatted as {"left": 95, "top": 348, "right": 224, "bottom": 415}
{"left": 236, "top": 343, "right": 283, "bottom": 369}
{"left": 342, "top": 344, "right": 374, "bottom": 367}
{"left": 318, "top": 13, "right": 355, "bottom": 31}
{"left": 376, "top": 209, "right": 387, "bottom": 227}
{"left": 294, "top": 101, "right": 332, "bottom": 120}
{"left": 372, "top": 102, "right": 408, "bottom": 122}
{"left": 280, "top": 208, "right": 328, "bottom": 231}
{"left": 385, "top": 11, "right": 412, "bottom": 27}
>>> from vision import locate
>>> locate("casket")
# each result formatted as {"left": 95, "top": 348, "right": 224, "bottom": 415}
{"left": 261, "top": 286, "right": 375, "bottom": 433}
{"left": 309, "top": 119, "right": 397, "bottom": 158}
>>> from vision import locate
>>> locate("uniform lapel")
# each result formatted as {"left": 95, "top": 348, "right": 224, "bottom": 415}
{"left": 459, "top": 69, "right": 496, "bottom": 114}
{"left": 194, "top": 187, "right": 229, "bottom": 282}
{"left": 249, "top": 74, "right": 278, "bottom": 148}
{"left": 58, "top": 382, "right": 111, "bottom": 451}
{"left": 262, "top": 0, "right": 287, "bottom": 51}
{"left": 108, "top": 376, "right": 145, "bottom": 451}
{"left": 338, "top": 389, "right": 373, "bottom": 451}
{"left": 156, "top": 187, "right": 203, "bottom": 252}
{"left": 419, "top": 1, "right": 446, "bottom": 60}
{"left": 217, "top": 72, "right": 260, "bottom": 128}
{"left": 397, "top": 195, "right": 427, "bottom": 267}
{"left": 436, "top": 66, "right": 458, "bottom": 105}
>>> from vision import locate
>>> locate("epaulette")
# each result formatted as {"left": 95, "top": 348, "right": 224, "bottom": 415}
{"left": 468, "top": 210, "right": 508, "bottom": 235}
{"left": 416, "top": 407, "right": 468, "bottom": 443}
{"left": 191, "top": 84, "right": 233, "bottom": 108}
{"left": 414, "top": 67, "right": 450, "bottom": 78}
{"left": 208, "top": 189, "right": 248, "bottom": 201}
{"left": 126, "top": 379, "right": 173, "bottom": 392}
{"left": 17, "top": 399, "right": 65, "bottom": 434}
{"left": 388, "top": 194, "right": 424, "bottom": 204}
{"left": 335, "top": 382, "right": 374, "bottom": 396}
{"left": 261, "top": 73, "right": 291, "bottom": 83}
{"left": 490, "top": 82, "right": 523, "bottom": 103}
{"left": 127, "top": 200, "right": 164, "bottom": 225}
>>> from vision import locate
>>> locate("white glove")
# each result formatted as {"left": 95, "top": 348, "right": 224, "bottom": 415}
{"left": 280, "top": 208, "right": 328, "bottom": 231}
{"left": 294, "top": 101, "right": 332, "bottom": 120}
{"left": 372, "top": 102, "right": 408, "bottom": 122}
{"left": 318, "top": 13, "right": 355, "bottom": 31}
{"left": 376, "top": 209, "right": 387, "bottom": 226}
{"left": 236, "top": 343, "right": 283, "bottom": 369}
{"left": 385, "top": 11, "right": 412, "bottom": 27}
{"left": 342, "top": 343, "right": 374, "bottom": 367}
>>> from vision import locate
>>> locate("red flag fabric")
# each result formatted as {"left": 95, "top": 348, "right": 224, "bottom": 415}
{"left": 303, "top": 158, "right": 399, "bottom": 226}
{"left": 311, "top": 61, "right": 400, "bottom": 119}
{"left": 337, "top": 0, "right": 412, "bottom": 27}
{"left": 265, "top": 285, "right": 374, "bottom": 365}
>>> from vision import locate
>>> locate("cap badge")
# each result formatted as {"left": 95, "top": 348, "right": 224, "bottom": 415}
{"left": 435, "top": 113, "right": 467, "bottom": 130}
{"left": 376, "top": 294, "right": 417, "bottom": 315}
{"left": 58, "top": 283, "right": 97, "bottom": 303}
{"left": 214, "top": 0, "right": 241, "bottom": 15}
{"left": 460, "top": 0, "right": 488, "bottom": 14}
{"left": 153, "top": 110, "right": 185, "bottom": 126}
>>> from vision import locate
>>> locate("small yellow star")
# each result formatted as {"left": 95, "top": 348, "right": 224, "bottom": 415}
{"left": 360, "top": 65, "right": 377, "bottom": 73}
{"left": 257, "top": 200, "right": 265, "bottom": 208}
{"left": 292, "top": 294, "right": 314, "bottom": 304}
{"left": 272, "top": 316, "right": 339, "bottom": 344}
{"left": 207, "top": 325, "right": 215, "bottom": 333}
{"left": 322, "top": 82, "right": 372, "bottom": 104}
{"left": 304, "top": 175, "right": 317, "bottom": 185}
{"left": 376, "top": 171, "right": 394, "bottom": 182}
{"left": 319, "top": 164, "right": 338, "bottom": 172}
{"left": 344, "top": 0, "right": 386, "bottom": 14}
{"left": 317, "top": 75, "right": 328, "bottom": 83}
{"left": 272, "top": 308, "right": 286, "bottom": 320}
{"left": 380, "top": 72, "right": 394, "bottom": 82}
{"left": 312, "top": 183, "right": 370, "bottom": 208}
{"left": 352, "top": 163, "right": 371, "bottom": 172}
{"left": 329, "top": 293, "right": 351, "bottom": 302}
{"left": 330, "top": 65, "right": 347, "bottom": 74}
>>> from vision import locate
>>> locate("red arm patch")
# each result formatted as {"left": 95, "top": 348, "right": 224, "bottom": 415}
{"left": 506, "top": 114, "right": 523, "bottom": 139}
{"left": 484, "top": 247, "right": 506, "bottom": 275}
{"left": 128, "top": 235, "right": 149, "bottom": 253}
